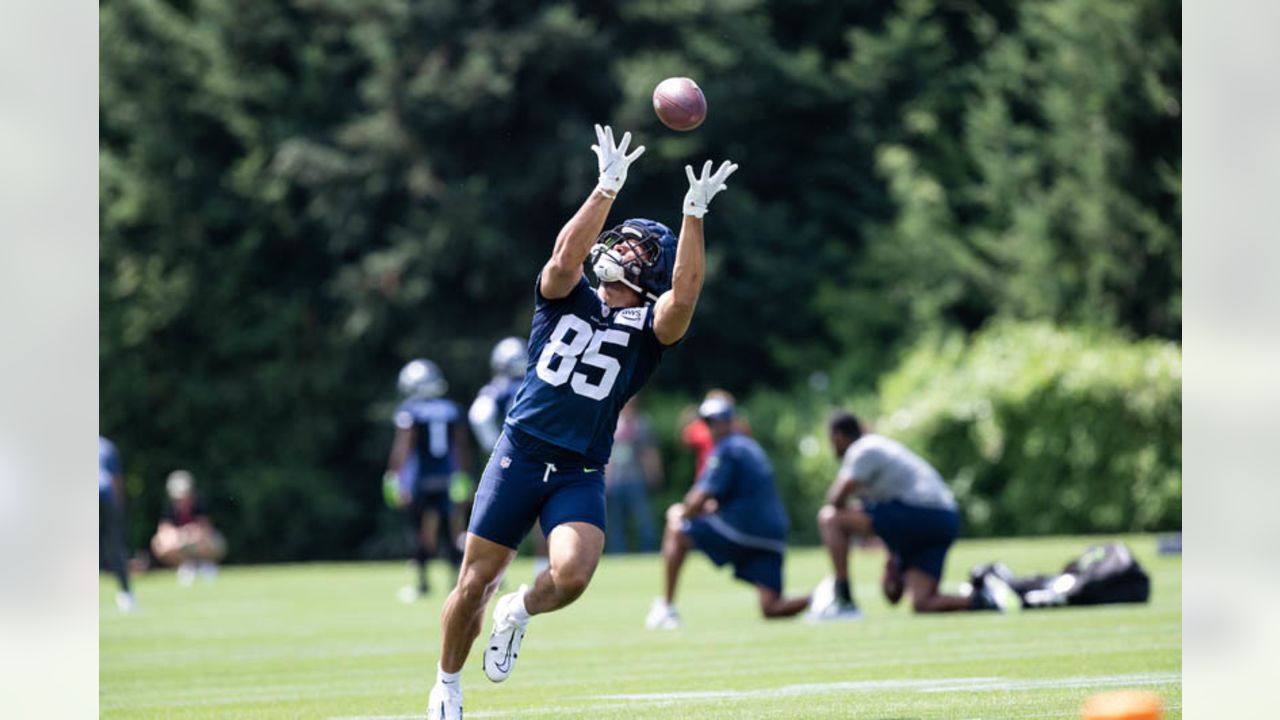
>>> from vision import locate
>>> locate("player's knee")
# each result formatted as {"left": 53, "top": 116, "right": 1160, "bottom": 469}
{"left": 665, "top": 503, "right": 685, "bottom": 529}
{"left": 551, "top": 563, "right": 594, "bottom": 598}
{"left": 817, "top": 504, "right": 838, "bottom": 529}
{"left": 455, "top": 566, "right": 500, "bottom": 605}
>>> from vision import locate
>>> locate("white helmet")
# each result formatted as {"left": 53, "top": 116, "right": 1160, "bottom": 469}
{"left": 398, "top": 358, "right": 447, "bottom": 399}
{"left": 166, "top": 470, "right": 195, "bottom": 500}
{"left": 490, "top": 337, "right": 528, "bottom": 379}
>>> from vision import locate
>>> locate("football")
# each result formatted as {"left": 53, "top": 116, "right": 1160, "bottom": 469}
{"left": 653, "top": 77, "right": 707, "bottom": 131}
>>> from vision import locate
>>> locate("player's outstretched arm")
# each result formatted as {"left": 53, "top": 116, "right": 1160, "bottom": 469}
{"left": 541, "top": 124, "right": 645, "bottom": 300}
{"left": 654, "top": 159, "right": 738, "bottom": 345}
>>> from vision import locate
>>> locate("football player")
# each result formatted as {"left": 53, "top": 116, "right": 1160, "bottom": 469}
{"left": 427, "top": 125, "right": 736, "bottom": 719}
{"left": 468, "top": 337, "right": 527, "bottom": 452}
{"left": 385, "top": 359, "right": 474, "bottom": 601}
{"left": 812, "top": 410, "right": 1016, "bottom": 618}
{"left": 99, "top": 436, "right": 135, "bottom": 612}
{"left": 646, "top": 395, "right": 809, "bottom": 629}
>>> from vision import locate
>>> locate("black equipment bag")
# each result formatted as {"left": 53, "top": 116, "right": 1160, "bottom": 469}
{"left": 971, "top": 542, "right": 1150, "bottom": 608}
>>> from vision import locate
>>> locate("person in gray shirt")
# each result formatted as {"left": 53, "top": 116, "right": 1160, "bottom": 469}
{"left": 810, "top": 410, "right": 1015, "bottom": 618}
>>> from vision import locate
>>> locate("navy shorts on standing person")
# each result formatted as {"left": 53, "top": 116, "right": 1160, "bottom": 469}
{"left": 468, "top": 426, "right": 607, "bottom": 550}
{"left": 680, "top": 516, "right": 785, "bottom": 594}
{"left": 866, "top": 500, "right": 961, "bottom": 580}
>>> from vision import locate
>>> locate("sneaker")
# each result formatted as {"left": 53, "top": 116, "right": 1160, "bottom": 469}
{"left": 976, "top": 574, "right": 1022, "bottom": 613}
{"left": 809, "top": 576, "right": 836, "bottom": 613}
{"left": 115, "top": 591, "right": 136, "bottom": 614}
{"left": 806, "top": 600, "right": 863, "bottom": 622}
{"left": 644, "top": 598, "right": 681, "bottom": 630}
{"left": 397, "top": 585, "right": 424, "bottom": 604}
{"left": 483, "top": 585, "right": 530, "bottom": 683}
{"left": 177, "top": 562, "right": 196, "bottom": 587}
{"left": 426, "top": 680, "right": 462, "bottom": 720}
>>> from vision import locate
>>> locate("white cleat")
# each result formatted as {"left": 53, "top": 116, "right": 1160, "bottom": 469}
{"left": 427, "top": 680, "right": 462, "bottom": 720}
{"left": 115, "top": 591, "right": 137, "bottom": 614}
{"left": 483, "top": 585, "right": 530, "bottom": 683}
{"left": 644, "top": 598, "right": 681, "bottom": 630}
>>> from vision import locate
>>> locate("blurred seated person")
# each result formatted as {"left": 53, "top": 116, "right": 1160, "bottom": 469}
{"left": 151, "top": 470, "right": 226, "bottom": 585}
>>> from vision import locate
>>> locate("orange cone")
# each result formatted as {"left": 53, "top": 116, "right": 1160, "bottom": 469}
{"left": 1081, "top": 690, "right": 1164, "bottom": 720}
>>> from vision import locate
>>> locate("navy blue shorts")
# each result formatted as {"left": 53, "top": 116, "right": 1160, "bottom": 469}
{"left": 866, "top": 500, "right": 960, "bottom": 580}
{"left": 681, "top": 516, "right": 784, "bottom": 594}
{"left": 468, "top": 427, "right": 607, "bottom": 550}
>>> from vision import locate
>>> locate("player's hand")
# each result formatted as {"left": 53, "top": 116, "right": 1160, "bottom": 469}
{"left": 683, "top": 159, "right": 738, "bottom": 218}
{"left": 382, "top": 471, "right": 402, "bottom": 509}
{"left": 592, "top": 124, "right": 645, "bottom": 194}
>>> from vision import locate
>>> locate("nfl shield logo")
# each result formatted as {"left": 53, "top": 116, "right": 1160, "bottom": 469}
{"left": 500, "top": 456, "right": 512, "bottom": 469}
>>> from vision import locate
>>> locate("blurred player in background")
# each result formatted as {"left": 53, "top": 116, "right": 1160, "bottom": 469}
{"left": 811, "top": 410, "right": 1016, "bottom": 618}
{"left": 679, "top": 388, "right": 749, "bottom": 484}
{"left": 150, "top": 470, "right": 226, "bottom": 586}
{"left": 470, "top": 337, "right": 551, "bottom": 576}
{"left": 647, "top": 395, "right": 809, "bottom": 628}
{"left": 426, "top": 125, "right": 737, "bottom": 720}
{"left": 385, "top": 359, "right": 474, "bottom": 602}
{"left": 99, "top": 436, "right": 136, "bottom": 613}
{"left": 604, "top": 396, "right": 662, "bottom": 553}
{"left": 468, "top": 337, "right": 527, "bottom": 451}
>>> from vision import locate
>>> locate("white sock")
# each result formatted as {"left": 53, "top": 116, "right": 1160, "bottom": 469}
{"left": 509, "top": 587, "right": 532, "bottom": 624}
{"left": 437, "top": 664, "right": 460, "bottom": 685}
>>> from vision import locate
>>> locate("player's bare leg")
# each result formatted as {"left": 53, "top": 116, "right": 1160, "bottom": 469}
{"left": 439, "top": 534, "right": 516, "bottom": 673}
{"left": 524, "top": 521, "right": 605, "bottom": 614}
{"left": 661, "top": 504, "right": 692, "bottom": 604}
{"left": 813, "top": 505, "right": 872, "bottom": 618}
{"left": 757, "top": 585, "right": 811, "bottom": 619}
{"left": 482, "top": 522, "right": 604, "bottom": 683}
{"left": 645, "top": 504, "right": 690, "bottom": 629}
{"left": 903, "top": 568, "right": 974, "bottom": 613}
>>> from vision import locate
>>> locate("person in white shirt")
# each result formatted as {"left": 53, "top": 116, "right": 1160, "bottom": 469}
{"left": 812, "top": 410, "right": 1015, "bottom": 618}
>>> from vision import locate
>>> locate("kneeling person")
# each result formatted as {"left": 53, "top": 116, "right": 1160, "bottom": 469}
{"left": 814, "top": 411, "right": 1014, "bottom": 617}
{"left": 648, "top": 396, "right": 810, "bottom": 629}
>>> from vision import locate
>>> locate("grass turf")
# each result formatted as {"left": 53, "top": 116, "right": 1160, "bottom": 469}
{"left": 101, "top": 534, "right": 1180, "bottom": 719}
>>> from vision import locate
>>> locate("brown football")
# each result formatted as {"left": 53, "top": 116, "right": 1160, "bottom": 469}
{"left": 653, "top": 77, "right": 707, "bottom": 131}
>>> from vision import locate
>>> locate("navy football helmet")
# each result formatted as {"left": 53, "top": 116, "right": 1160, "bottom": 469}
{"left": 587, "top": 218, "right": 677, "bottom": 303}
{"left": 398, "top": 358, "right": 448, "bottom": 399}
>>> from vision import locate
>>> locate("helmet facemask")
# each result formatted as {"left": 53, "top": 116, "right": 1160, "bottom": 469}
{"left": 588, "top": 224, "right": 663, "bottom": 302}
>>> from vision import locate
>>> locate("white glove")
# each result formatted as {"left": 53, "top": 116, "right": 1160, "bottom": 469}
{"left": 683, "top": 159, "right": 739, "bottom": 219}
{"left": 591, "top": 124, "right": 645, "bottom": 194}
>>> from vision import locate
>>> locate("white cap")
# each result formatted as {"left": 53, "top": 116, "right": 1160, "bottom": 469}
{"left": 698, "top": 396, "right": 735, "bottom": 421}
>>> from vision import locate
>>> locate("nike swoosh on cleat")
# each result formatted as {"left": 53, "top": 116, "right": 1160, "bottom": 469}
{"left": 584, "top": 468, "right": 598, "bottom": 473}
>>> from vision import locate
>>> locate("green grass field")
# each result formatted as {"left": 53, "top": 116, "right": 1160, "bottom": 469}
{"left": 100, "top": 535, "right": 1180, "bottom": 719}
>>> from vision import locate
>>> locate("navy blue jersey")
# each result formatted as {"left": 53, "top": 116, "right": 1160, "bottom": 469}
{"left": 505, "top": 275, "right": 668, "bottom": 465}
{"left": 99, "top": 436, "right": 121, "bottom": 497}
{"left": 470, "top": 375, "right": 522, "bottom": 451}
{"left": 395, "top": 397, "right": 462, "bottom": 484}
{"left": 695, "top": 433, "right": 789, "bottom": 543}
